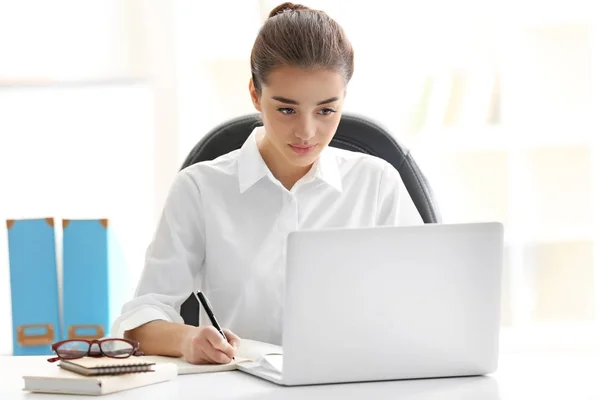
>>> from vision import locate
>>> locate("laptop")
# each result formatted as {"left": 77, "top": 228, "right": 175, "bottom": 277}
{"left": 236, "top": 222, "right": 504, "bottom": 386}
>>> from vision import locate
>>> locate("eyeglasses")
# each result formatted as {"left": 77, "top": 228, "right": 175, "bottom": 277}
{"left": 47, "top": 338, "right": 144, "bottom": 363}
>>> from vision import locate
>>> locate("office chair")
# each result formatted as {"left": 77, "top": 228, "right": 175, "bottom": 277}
{"left": 179, "top": 112, "right": 441, "bottom": 326}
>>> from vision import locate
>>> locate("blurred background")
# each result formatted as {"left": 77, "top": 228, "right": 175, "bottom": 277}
{"left": 0, "top": 0, "right": 598, "bottom": 355}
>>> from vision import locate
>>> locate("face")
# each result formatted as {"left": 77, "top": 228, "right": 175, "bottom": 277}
{"left": 249, "top": 66, "right": 345, "bottom": 171}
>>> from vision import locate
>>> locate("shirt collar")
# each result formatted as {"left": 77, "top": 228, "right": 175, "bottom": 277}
{"left": 312, "top": 146, "right": 343, "bottom": 192}
{"left": 237, "top": 126, "right": 343, "bottom": 193}
{"left": 237, "top": 127, "right": 272, "bottom": 193}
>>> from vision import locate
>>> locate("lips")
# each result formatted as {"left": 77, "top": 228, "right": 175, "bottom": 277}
{"left": 289, "top": 144, "right": 316, "bottom": 155}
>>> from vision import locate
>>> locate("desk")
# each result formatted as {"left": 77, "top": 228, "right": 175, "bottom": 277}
{"left": 1, "top": 352, "right": 598, "bottom": 399}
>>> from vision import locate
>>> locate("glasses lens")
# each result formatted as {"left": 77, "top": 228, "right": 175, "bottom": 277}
{"left": 100, "top": 340, "right": 134, "bottom": 358}
{"left": 56, "top": 341, "right": 90, "bottom": 359}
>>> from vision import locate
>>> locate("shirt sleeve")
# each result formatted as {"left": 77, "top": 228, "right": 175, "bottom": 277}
{"left": 376, "top": 162, "right": 424, "bottom": 226}
{"left": 111, "top": 169, "right": 206, "bottom": 337}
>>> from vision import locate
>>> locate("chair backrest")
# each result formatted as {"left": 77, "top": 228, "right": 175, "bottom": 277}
{"left": 181, "top": 112, "right": 441, "bottom": 223}
{"left": 178, "top": 112, "right": 441, "bottom": 326}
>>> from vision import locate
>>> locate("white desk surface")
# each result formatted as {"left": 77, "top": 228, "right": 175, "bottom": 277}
{"left": 1, "top": 351, "right": 598, "bottom": 399}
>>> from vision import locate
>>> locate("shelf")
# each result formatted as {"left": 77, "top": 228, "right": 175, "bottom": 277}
{"left": 499, "top": 2, "right": 600, "bottom": 29}
{"left": 501, "top": 246, "right": 513, "bottom": 326}
{"left": 177, "top": 58, "right": 256, "bottom": 159}
{"left": 500, "top": 322, "right": 600, "bottom": 353}
{"left": 413, "top": 124, "right": 594, "bottom": 153}
{"left": 523, "top": 241, "right": 596, "bottom": 323}
{"left": 0, "top": 1, "right": 137, "bottom": 81}
{"left": 423, "top": 150, "right": 510, "bottom": 225}
{"left": 174, "top": 1, "right": 261, "bottom": 61}
{"left": 501, "top": 22, "right": 595, "bottom": 127}
{"left": 518, "top": 146, "right": 595, "bottom": 241}
{"left": 504, "top": 231, "right": 597, "bottom": 249}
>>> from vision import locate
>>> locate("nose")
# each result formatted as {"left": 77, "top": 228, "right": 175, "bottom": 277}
{"left": 293, "top": 116, "right": 316, "bottom": 142}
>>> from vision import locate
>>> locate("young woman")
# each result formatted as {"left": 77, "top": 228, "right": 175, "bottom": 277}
{"left": 112, "top": 2, "right": 422, "bottom": 365}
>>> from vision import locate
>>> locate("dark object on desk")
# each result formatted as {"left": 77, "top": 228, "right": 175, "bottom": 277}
{"left": 47, "top": 338, "right": 143, "bottom": 363}
{"left": 178, "top": 112, "right": 442, "bottom": 326}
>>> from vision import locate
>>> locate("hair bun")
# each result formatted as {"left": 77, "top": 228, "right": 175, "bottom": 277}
{"left": 268, "top": 2, "right": 309, "bottom": 18}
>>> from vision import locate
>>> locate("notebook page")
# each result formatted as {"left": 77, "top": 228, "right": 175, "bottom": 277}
{"left": 136, "top": 339, "right": 282, "bottom": 375}
{"left": 258, "top": 354, "right": 283, "bottom": 373}
{"left": 138, "top": 355, "right": 237, "bottom": 375}
{"left": 236, "top": 339, "right": 282, "bottom": 362}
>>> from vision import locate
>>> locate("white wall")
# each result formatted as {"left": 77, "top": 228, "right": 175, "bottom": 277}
{"left": 0, "top": 0, "right": 179, "bottom": 355}
{"left": 1, "top": 0, "right": 598, "bottom": 355}
{"left": 0, "top": 82, "right": 156, "bottom": 355}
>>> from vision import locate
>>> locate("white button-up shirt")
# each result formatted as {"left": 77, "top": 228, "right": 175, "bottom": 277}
{"left": 111, "top": 126, "right": 423, "bottom": 345}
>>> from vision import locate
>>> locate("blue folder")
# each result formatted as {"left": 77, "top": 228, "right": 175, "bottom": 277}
{"left": 62, "top": 219, "right": 127, "bottom": 341}
{"left": 6, "top": 218, "right": 60, "bottom": 356}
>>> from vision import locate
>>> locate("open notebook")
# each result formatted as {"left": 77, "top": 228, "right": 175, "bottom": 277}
{"left": 140, "top": 338, "right": 283, "bottom": 376}
{"left": 23, "top": 338, "right": 282, "bottom": 395}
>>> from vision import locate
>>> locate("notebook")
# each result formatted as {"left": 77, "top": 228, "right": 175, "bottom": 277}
{"left": 140, "top": 339, "right": 282, "bottom": 375}
{"left": 22, "top": 363, "right": 177, "bottom": 396}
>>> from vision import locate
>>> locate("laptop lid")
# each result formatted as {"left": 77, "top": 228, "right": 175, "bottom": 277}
{"left": 281, "top": 222, "right": 503, "bottom": 386}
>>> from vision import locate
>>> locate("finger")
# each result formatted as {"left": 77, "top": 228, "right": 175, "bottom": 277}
{"left": 192, "top": 334, "right": 227, "bottom": 364}
{"left": 223, "top": 329, "right": 241, "bottom": 350}
{"left": 205, "top": 327, "right": 235, "bottom": 358}
{"left": 189, "top": 335, "right": 211, "bottom": 364}
{"left": 201, "top": 337, "right": 232, "bottom": 364}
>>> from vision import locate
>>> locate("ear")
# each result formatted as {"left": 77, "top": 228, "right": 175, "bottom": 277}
{"left": 249, "top": 77, "right": 262, "bottom": 112}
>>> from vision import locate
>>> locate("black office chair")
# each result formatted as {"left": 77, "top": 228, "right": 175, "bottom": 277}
{"left": 179, "top": 112, "right": 441, "bottom": 326}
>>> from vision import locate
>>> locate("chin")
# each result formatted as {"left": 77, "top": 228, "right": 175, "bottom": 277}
{"left": 284, "top": 154, "right": 315, "bottom": 166}
{"left": 284, "top": 148, "right": 320, "bottom": 167}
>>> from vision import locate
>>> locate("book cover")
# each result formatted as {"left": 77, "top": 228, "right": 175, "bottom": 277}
{"left": 23, "top": 363, "right": 177, "bottom": 395}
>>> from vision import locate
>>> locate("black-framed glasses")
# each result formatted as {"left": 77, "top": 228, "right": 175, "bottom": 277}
{"left": 47, "top": 338, "right": 143, "bottom": 363}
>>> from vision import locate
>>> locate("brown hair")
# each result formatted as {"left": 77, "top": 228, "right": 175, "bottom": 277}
{"left": 250, "top": 2, "right": 354, "bottom": 95}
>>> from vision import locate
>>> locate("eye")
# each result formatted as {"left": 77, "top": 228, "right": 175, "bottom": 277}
{"left": 277, "top": 108, "right": 295, "bottom": 115}
{"left": 318, "top": 108, "right": 336, "bottom": 116}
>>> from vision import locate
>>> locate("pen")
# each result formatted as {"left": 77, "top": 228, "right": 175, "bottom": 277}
{"left": 194, "top": 291, "right": 234, "bottom": 360}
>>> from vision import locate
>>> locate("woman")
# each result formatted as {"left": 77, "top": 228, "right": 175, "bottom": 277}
{"left": 112, "top": 2, "right": 422, "bottom": 365}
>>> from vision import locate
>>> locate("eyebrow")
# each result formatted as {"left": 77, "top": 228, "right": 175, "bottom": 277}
{"left": 272, "top": 96, "right": 339, "bottom": 106}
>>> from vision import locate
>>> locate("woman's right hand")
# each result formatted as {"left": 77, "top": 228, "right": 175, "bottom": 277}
{"left": 180, "top": 326, "right": 240, "bottom": 364}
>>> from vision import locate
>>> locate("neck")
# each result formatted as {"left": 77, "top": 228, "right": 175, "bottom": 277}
{"left": 258, "top": 135, "right": 311, "bottom": 191}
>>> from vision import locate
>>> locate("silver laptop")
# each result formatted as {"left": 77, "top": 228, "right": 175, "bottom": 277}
{"left": 237, "top": 222, "right": 504, "bottom": 386}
